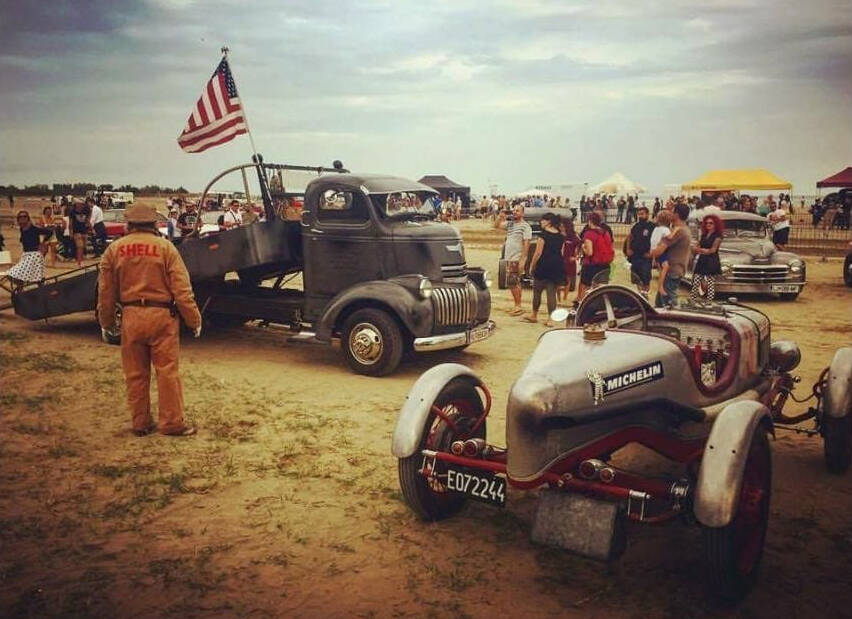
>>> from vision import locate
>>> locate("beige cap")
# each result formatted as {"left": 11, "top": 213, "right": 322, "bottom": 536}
{"left": 125, "top": 204, "right": 159, "bottom": 223}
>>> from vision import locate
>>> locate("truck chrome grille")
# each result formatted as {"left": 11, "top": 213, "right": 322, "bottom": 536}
{"left": 730, "top": 265, "right": 789, "bottom": 283}
{"left": 441, "top": 263, "right": 467, "bottom": 281}
{"left": 432, "top": 285, "right": 472, "bottom": 326}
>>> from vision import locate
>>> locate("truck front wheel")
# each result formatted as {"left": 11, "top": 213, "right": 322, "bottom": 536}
{"left": 341, "top": 308, "right": 404, "bottom": 377}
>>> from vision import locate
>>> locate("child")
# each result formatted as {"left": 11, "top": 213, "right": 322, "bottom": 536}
{"left": 650, "top": 210, "right": 673, "bottom": 304}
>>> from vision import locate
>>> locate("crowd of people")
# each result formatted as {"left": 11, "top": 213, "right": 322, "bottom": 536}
{"left": 496, "top": 201, "right": 727, "bottom": 324}
{"left": 1, "top": 196, "right": 111, "bottom": 286}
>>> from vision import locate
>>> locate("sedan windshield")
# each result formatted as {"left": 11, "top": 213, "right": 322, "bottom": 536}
{"left": 372, "top": 191, "right": 439, "bottom": 220}
{"left": 723, "top": 220, "right": 768, "bottom": 238}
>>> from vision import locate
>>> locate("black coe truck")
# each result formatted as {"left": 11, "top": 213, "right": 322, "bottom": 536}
{"left": 10, "top": 160, "right": 495, "bottom": 376}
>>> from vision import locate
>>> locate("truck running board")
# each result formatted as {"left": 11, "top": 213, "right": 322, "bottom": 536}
{"left": 287, "top": 331, "right": 319, "bottom": 344}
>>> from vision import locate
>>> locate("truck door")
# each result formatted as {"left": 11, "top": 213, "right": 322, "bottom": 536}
{"left": 302, "top": 187, "right": 383, "bottom": 320}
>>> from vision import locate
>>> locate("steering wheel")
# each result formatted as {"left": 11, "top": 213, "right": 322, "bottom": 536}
{"left": 575, "top": 284, "right": 649, "bottom": 331}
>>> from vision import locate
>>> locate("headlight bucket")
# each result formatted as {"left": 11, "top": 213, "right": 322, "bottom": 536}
{"left": 419, "top": 278, "right": 433, "bottom": 299}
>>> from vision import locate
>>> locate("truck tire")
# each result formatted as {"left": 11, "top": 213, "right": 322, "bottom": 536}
{"left": 341, "top": 308, "right": 404, "bottom": 376}
{"left": 398, "top": 378, "right": 486, "bottom": 521}
{"left": 702, "top": 428, "right": 771, "bottom": 602}
{"left": 823, "top": 414, "right": 851, "bottom": 474}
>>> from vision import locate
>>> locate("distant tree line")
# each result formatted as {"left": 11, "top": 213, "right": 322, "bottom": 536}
{"left": 0, "top": 183, "right": 190, "bottom": 197}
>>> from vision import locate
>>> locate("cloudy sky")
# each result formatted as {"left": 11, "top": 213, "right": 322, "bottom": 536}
{"left": 1, "top": 0, "right": 850, "bottom": 195}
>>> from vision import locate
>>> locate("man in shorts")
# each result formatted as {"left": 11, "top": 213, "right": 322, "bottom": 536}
{"left": 495, "top": 205, "right": 532, "bottom": 315}
{"left": 70, "top": 200, "right": 92, "bottom": 267}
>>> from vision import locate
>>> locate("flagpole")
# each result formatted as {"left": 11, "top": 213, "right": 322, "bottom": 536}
{"left": 221, "top": 46, "right": 260, "bottom": 161}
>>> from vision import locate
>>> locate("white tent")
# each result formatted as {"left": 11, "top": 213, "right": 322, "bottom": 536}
{"left": 590, "top": 172, "right": 646, "bottom": 195}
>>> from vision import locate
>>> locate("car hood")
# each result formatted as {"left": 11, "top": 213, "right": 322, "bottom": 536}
{"left": 718, "top": 237, "right": 799, "bottom": 264}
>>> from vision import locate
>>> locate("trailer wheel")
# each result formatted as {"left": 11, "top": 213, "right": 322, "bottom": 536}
{"left": 823, "top": 414, "right": 851, "bottom": 474}
{"left": 702, "top": 428, "right": 771, "bottom": 602}
{"left": 398, "top": 378, "right": 486, "bottom": 521}
{"left": 341, "top": 308, "right": 404, "bottom": 376}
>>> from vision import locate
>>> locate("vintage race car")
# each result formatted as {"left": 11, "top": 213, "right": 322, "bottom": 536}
{"left": 685, "top": 209, "right": 806, "bottom": 299}
{"left": 391, "top": 285, "right": 851, "bottom": 601}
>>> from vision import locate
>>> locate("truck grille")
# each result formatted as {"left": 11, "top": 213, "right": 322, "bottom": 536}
{"left": 730, "top": 265, "right": 789, "bottom": 283}
{"left": 441, "top": 263, "right": 467, "bottom": 281}
{"left": 432, "top": 285, "right": 473, "bottom": 326}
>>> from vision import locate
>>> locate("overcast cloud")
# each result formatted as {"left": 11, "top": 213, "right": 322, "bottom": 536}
{"left": 1, "top": 0, "right": 850, "bottom": 194}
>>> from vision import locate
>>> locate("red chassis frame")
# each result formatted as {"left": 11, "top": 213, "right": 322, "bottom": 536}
{"left": 423, "top": 386, "right": 707, "bottom": 524}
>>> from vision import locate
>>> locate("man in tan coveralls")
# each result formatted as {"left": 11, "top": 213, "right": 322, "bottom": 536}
{"left": 97, "top": 204, "right": 202, "bottom": 436}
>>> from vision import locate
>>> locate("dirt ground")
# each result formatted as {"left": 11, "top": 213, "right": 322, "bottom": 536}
{"left": 1, "top": 218, "right": 851, "bottom": 618}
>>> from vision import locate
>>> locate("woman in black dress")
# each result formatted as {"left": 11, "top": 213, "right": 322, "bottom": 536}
{"left": 691, "top": 214, "right": 723, "bottom": 302}
{"left": 524, "top": 212, "right": 566, "bottom": 327}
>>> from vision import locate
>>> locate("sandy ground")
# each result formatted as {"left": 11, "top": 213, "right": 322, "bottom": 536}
{"left": 1, "top": 220, "right": 851, "bottom": 618}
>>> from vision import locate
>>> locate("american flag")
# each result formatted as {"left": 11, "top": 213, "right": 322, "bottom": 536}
{"left": 177, "top": 57, "right": 247, "bottom": 153}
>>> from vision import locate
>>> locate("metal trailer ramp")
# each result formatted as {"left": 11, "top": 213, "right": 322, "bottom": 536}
{"left": 10, "top": 266, "right": 99, "bottom": 320}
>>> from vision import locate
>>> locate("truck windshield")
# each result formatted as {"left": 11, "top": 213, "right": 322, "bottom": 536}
{"left": 372, "top": 191, "right": 439, "bottom": 220}
{"left": 723, "top": 220, "right": 768, "bottom": 238}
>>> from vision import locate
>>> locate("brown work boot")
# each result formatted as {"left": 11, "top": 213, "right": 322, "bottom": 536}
{"left": 163, "top": 426, "right": 197, "bottom": 437}
{"left": 132, "top": 424, "right": 158, "bottom": 437}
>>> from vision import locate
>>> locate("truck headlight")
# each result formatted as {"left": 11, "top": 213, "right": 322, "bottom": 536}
{"left": 419, "top": 278, "right": 433, "bottom": 299}
{"left": 788, "top": 258, "right": 803, "bottom": 273}
{"left": 483, "top": 269, "right": 492, "bottom": 289}
{"left": 720, "top": 261, "right": 732, "bottom": 276}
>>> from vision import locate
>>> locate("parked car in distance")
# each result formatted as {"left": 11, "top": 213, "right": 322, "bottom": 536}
{"left": 685, "top": 209, "right": 806, "bottom": 300}
{"left": 102, "top": 209, "right": 218, "bottom": 241}
{"left": 102, "top": 209, "right": 168, "bottom": 241}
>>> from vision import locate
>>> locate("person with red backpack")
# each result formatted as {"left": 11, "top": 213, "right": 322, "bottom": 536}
{"left": 577, "top": 211, "right": 614, "bottom": 302}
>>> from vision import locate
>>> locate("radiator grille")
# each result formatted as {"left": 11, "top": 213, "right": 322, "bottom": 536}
{"left": 441, "top": 262, "right": 467, "bottom": 280}
{"left": 432, "top": 285, "right": 472, "bottom": 326}
{"left": 730, "top": 265, "right": 789, "bottom": 283}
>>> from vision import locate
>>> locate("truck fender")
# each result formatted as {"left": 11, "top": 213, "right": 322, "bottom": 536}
{"left": 824, "top": 347, "right": 852, "bottom": 419}
{"left": 315, "top": 280, "right": 431, "bottom": 342}
{"left": 694, "top": 400, "right": 773, "bottom": 528}
{"left": 391, "top": 363, "right": 485, "bottom": 458}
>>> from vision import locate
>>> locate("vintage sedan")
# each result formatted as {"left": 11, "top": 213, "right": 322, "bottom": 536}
{"left": 686, "top": 209, "right": 805, "bottom": 300}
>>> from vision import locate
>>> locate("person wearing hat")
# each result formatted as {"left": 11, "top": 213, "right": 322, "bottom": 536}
{"left": 97, "top": 204, "right": 202, "bottom": 437}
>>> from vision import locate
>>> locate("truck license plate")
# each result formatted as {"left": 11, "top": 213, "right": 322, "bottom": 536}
{"left": 445, "top": 465, "right": 506, "bottom": 507}
{"left": 469, "top": 325, "right": 490, "bottom": 343}
{"left": 770, "top": 284, "right": 798, "bottom": 293}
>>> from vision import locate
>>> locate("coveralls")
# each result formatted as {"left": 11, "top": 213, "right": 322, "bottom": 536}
{"left": 97, "top": 225, "right": 201, "bottom": 434}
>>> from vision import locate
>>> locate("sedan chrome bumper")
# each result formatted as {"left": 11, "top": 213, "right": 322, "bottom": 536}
{"left": 413, "top": 320, "right": 496, "bottom": 352}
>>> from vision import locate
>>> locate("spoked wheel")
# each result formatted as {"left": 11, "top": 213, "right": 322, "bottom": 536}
{"left": 822, "top": 415, "right": 851, "bottom": 474}
{"left": 702, "top": 428, "right": 771, "bottom": 602}
{"left": 398, "top": 378, "right": 486, "bottom": 521}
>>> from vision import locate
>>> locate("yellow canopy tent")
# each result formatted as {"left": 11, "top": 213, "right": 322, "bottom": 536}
{"left": 681, "top": 169, "right": 792, "bottom": 191}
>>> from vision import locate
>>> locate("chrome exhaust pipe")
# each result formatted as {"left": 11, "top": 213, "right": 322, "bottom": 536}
{"left": 450, "top": 440, "right": 465, "bottom": 456}
{"left": 578, "top": 459, "right": 607, "bottom": 480}
{"left": 463, "top": 438, "right": 487, "bottom": 457}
